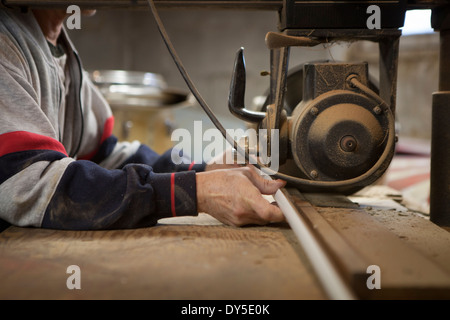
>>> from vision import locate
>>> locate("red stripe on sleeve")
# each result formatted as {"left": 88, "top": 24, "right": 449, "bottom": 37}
{"left": 188, "top": 161, "right": 195, "bottom": 171}
{"left": 0, "top": 131, "right": 68, "bottom": 158}
{"left": 101, "top": 116, "right": 115, "bottom": 145}
{"left": 171, "top": 172, "right": 176, "bottom": 217}
{"left": 78, "top": 116, "right": 115, "bottom": 160}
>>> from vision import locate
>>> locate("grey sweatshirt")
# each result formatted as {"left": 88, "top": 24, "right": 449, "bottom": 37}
{"left": 0, "top": 8, "right": 205, "bottom": 230}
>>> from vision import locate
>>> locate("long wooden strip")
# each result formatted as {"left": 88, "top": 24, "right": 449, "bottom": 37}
{"left": 274, "top": 188, "right": 356, "bottom": 300}
{"left": 286, "top": 188, "right": 372, "bottom": 293}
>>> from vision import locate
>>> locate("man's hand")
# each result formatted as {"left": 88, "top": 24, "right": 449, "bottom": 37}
{"left": 196, "top": 166, "right": 286, "bottom": 227}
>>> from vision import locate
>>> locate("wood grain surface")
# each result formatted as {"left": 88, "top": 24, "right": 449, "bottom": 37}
{"left": 316, "top": 207, "right": 450, "bottom": 299}
{"left": 284, "top": 188, "right": 450, "bottom": 299}
{"left": 0, "top": 214, "right": 326, "bottom": 300}
{"left": 368, "top": 209, "right": 450, "bottom": 277}
{"left": 3, "top": 193, "right": 449, "bottom": 300}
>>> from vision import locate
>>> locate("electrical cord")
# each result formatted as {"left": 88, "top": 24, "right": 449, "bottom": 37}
{"left": 146, "top": 0, "right": 395, "bottom": 191}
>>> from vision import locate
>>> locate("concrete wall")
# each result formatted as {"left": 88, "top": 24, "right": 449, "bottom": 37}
{"left": 68, "top": 9, "right": 438, "bottom": 155}
{"left": 67, "top": 9, "right": 345, "bottom": 117}
{"left": 67, "top": 9, "right": 347, "bottom": 155}
{"left": 346, "top": 33, "right": 439, "bottom": 141}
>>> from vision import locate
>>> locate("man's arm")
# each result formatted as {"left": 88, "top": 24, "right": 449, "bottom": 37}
{"left": 0, "top": 8, "right": 285, "bottom": 230}
{"left": 0, "top": 47, "right": 199, "bottom": 230}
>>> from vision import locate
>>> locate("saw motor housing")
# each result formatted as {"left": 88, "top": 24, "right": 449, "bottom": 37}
{"left": 228, "top": 0, "right": 404, "bottom": 194}
{"left": 289, "top": 62, "right": 391, "bottom": 183}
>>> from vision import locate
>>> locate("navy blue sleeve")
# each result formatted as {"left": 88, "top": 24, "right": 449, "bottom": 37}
{"left": 120, "top": 144, "right": 207, "bottom": 173}
{"left": 87, "top": 134, "right": 206, "bottom": 173}
{"left": 89, "top": 135, "right": 118, "bottom": 164}
{"left": 38, "top": 137, "right": 205, "bottom": 230}
{"left": 42, "top": 160, "right": 198, "bottom": 230}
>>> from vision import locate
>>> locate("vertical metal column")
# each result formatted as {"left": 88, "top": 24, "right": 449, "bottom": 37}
{"left": 430, "top": 7, "right": 450, "bottom": 226}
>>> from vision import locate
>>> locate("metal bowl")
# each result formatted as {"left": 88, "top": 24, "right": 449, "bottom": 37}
{"left": 89, "top": 70, "right": 194, "bottom": 110}
{"left": 90, "top": 70, "right": 168, "bottom": 88}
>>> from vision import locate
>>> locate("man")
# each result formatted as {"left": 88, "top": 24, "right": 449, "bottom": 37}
{"left": 0, "top": 7, "right": 285, "bottom": 230}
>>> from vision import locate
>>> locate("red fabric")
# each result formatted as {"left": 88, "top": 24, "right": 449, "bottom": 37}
{"left": 78, "top": 116, "right": 114, "bottom": 160}
{"left": 0, "top": 131, "right": 68, "bottom": 157}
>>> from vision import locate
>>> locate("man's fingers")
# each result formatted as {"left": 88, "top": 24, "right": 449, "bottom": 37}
{"left": 254, "top": 198, "right": 285, "bottom": 223}
{"left": 236, "top": 165, "right": 286, "bottom": 195}
{"left": 243, "top": 188, "right": 285, "bottom": 224}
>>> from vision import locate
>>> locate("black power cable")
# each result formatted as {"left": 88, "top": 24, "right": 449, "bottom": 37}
{"left": 146, "top": 0, "right": 395, "bottom": 191}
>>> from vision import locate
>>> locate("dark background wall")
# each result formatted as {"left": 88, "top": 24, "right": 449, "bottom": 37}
{"left": 67, "top": 9, "right": 438, "bottom": 154}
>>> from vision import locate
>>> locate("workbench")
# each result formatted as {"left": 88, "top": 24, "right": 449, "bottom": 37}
{"left": 0, "top": 213, "right": 326, "bottom": 300}
{"left": 2, "top": 187, "right": 450, "bottom": 301}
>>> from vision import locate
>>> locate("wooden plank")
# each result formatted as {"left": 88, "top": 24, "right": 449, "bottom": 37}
{"left": 0, "top": 214, "right": 325, "bottom": 300}
{"left": 286, "top": 189, "right": 371, "bottom": 294}
{"left": 275, "top": 188, "right": 356, "bottom": 299}
{"left": 281, "top": 188, "right": 450, "bottom": 299}
{"left": 368, "top": 209, "right": 450, "bottom": 277}
{"left": 300, "top": 192, "right": 359, "bottom": 209}
{"left": 315, "top": 206, "right": 450, "bottom": 299}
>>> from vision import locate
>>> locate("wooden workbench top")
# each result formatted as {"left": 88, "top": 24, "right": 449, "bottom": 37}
{"left": 0, "top": 214, "right": 326, "bottom": 300}
{"left": 3, "top": 187, "right": 450, "bottom": 300}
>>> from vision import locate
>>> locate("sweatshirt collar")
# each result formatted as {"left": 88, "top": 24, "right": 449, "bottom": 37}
{"left": 3, "top": 8, "right": 80, "bottom": 63}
